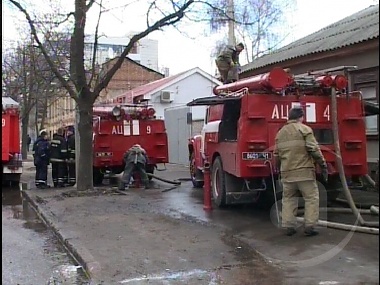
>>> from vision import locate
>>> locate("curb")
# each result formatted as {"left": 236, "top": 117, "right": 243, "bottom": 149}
{"left": 22, "top": 190, "right": 102, "bottom": 284}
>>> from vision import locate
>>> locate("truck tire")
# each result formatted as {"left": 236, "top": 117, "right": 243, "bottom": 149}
{"left": 190, "top": 152, "right": 204, "bottom": 188}
{"left": 93, "top": 168, "right": 104, "bottom": 186}
{"left": 211, "top": 156, "right": 226, "bottom": 207}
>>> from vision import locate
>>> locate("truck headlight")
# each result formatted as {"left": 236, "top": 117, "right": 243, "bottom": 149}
{"left": 112, "top": 106, "right": 121, "bottom": 117}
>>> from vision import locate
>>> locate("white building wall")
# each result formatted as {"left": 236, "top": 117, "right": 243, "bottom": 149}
{"left": 146, "top": 72, "right": 217, "bottom": 119}
{"left": 83, "top": 36, "right": 159, "bottom": 72}
{"left": 138, "top": 39, "right": 159, "bottom": 71}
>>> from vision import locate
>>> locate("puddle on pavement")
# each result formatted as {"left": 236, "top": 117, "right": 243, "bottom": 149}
{"left": 2, "top": 186, "right": 91, "bottom": 284}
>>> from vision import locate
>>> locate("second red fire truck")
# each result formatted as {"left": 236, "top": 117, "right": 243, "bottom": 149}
{"left": 92, "top": 103, "right": 169, "bottom": 184}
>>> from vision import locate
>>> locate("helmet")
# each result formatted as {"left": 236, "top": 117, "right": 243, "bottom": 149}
{"left": 39, "top": 129, "right": 47, "bottom": 136}
{"left": 67, "top": 126, "right": 75, "bottom": 133}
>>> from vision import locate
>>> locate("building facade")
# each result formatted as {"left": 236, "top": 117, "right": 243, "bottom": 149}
{"left": 84, "top": 36, "right": 160, "bottom": 72}
{"left": 97, "top": 57, "right": 164, "bottom": 103}
{"left": 115, "top": 67, "right": 222, "bottom": 164}
{"left": 46, "top": 58, "right": 164, "bottom": 137}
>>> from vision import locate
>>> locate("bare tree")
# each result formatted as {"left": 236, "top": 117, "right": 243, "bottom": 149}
{"left": 7, "top": 0, "right": 199, "bottom": 191}
{"left": 2, "top": 44, "right": 34, "bottom": 159}
{"left": 2, "top": 30, "right": 69, "bottom": 159}
{"left": 9, "top": 0, "right": 275, "bottom": 190}
{"left": 206, "top": 0, "right": 296, "bottom": 62}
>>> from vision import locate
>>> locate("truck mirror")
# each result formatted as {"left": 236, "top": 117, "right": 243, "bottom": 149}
{"left": 187, "top": 112, "right": 192, "bottom": 124}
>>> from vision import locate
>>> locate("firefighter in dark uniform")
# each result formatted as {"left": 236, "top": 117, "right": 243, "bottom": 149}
{"left": 119, "top": 144, "right": 150, "bottom": 190}
{"left": 274, "top": 107, "right": 328, "bottom": 237}
{"left": 50, "top": 127, "right": 68, "bottom": 187}
{"left": 66, "top": 126, "right": 76, "bottom": 186}
{"left": 32, "top": 130, "right": 51, "bottom": 188}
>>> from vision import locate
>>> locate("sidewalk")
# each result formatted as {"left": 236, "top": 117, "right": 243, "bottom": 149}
{"left": 20, "top": 161, "right": 379, "bottom": 285}
{"left": 21, "top": 164, "right": 282, "bottom": 285}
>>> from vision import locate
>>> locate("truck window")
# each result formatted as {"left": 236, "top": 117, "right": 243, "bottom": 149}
{"left": 313, "top": 128, "right": 334, "bottom": 145}
{"left": 205, "top": 108, "right": 209, "bottom": 124}
{"left": 219, "top": 99, "right": 241, "bottom": 142}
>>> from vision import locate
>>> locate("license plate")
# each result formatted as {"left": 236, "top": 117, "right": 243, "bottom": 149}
{"left": 242, "top": 152, "right": 272, "bottom": 160}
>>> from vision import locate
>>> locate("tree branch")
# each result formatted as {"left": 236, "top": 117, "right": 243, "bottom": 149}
{"left": 8, "top": 0, "right": 76, "bottom": 99}
{"left": 94, "top": 0, "right": 195, "bottom": 95}
{"left": 70, "top": 0, "right": 88, "bottom": 96}
{"left": 89, "top": 0, "right": 103, "bottom": 87}
{"left": 86, "top": 0, "right": 96, "bottom": 12}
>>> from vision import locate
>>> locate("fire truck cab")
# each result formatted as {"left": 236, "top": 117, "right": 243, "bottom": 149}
{"left": 188, "top": 67, "right": 369, "bottom": 207}
{"left": 92, "top": 103, "right": 169, "bottom": 185}
{"left": 2, "top": 97, "right": 23, "bottom": 184}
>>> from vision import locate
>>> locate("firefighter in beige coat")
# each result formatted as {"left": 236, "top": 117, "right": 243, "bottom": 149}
{"left": 274, "top": 107, "right": 328, "bottom": 236}
{"left": 215, "top": 43, "right": 244, "bottom": 84}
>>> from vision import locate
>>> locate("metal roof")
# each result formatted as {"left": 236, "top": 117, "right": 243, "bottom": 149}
{"left": 116, "top": 67, "right": 222, "bottom": 103}
{"left": 116, "top": 72, "right": 186, "bottom": 102}
{"left": 2, "top": 97, "right": 20, "bottom": 109}
{"left": 241, "top": 4, "right": 379, "bottom": 72}
{"left": 187, "top": 95, "right": 240, "bottom": 106}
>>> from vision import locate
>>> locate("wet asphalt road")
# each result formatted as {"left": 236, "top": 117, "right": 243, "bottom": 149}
{"left": 2, "top": 186, "right": 89, "bottom": 285}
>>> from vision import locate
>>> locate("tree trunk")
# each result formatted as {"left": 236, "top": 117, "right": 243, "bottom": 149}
{"left": 21, "top": 116, "right": 29, "bottom": 159}
{"left": 76, "top": 92, "right": 94, "bottom": 191}
{"left": 34, "top": 102, "right": 39, "bottom": 135}
{"left": 39, "top": 100, "right": 48, "bottom": 132}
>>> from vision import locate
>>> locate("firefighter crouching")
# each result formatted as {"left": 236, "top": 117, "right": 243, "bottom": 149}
{"left": 32, "top": 130, "right": 51, "bottom": 189}
{"left": 119, "top": 144, "right": 150, "bottom": 190}
{"left": 50, "top": 127, "right": 68, "bottom": 188}
{"left": 274, "top": 107, "right": 328, "bottom": 237}
{"left": 66, "top": 126, "right": 76, "bottom": 186}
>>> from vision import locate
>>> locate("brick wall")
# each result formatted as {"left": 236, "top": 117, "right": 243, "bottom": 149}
{"left": 47, "top": 58, "right": 163, "bottom": 133}
{"left": 98, "top": 58, "right": 164, "bottom": 103}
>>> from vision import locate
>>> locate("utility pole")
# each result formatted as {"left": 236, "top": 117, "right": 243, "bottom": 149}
{"left": 227, "top": 0, "right": 235, "bottom": 45}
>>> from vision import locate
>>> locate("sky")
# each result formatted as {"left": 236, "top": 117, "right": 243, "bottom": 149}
{"left": 2, "top": 0, "right": 379, "bottom": 76}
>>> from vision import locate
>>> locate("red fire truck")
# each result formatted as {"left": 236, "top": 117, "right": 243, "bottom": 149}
{"left": 92, "top": 103, "right": 169, "bottom": 184}
{"left": 2, "top": 97, "right": 23, "bottom": 184}
{"left": 187, "top": 67, "right": 369, "bottom": 207}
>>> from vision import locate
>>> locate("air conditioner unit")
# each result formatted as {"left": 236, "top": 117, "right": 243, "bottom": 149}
{"left": 160, "top": 91, "right": 174, "bottom": 103}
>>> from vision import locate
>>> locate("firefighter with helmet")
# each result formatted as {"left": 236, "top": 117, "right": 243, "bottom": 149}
{"left": 274, "top": 107, "right": 328, "bottom": 237}
{"left": 32, "top": 129, "right": 51, "bottom": 188}
{"left": 66, "top": 126, "right": 76, "bottom": 186}
{"left": 50, "top": 127, "right": 68, "bottom": 187}
{"left": 119, "top": 144, "right": 150, "bottom": 190}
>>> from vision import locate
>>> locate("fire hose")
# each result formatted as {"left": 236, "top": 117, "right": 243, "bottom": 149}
{"left": 363, "top": 174, "right": 377, "bottom": 188}
{"left": 325, "top": 88, "right": 379, "bottom": 233}
{"left": 146, "top": 173, "right": 181, "bottom": 185}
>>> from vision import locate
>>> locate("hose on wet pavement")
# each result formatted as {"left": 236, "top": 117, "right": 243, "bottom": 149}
{"left": 363, "top": 174, "right": 377, "bottom": 188}
{"left": 147, "top": 173, "right": 181, "bottom": 185}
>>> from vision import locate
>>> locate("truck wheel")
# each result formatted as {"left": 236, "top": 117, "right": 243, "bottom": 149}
{"left": 212, "top": 157, "right": 226, "bottom": 207}
{"left": 190, "top": 152, "right": 204, "bottom": 188}
{"left": 93, "top": 168, "right": 104, "bottom": 186}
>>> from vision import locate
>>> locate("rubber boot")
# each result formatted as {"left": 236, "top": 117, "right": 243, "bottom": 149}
{"left": 285, "top": 227, "right": 297, "bottom": 236}
{"left": 118, "top": 181, "right": 127, "bottom": 191}
{"left": 304, "top": 226, "right": 319, "bottom": 236}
